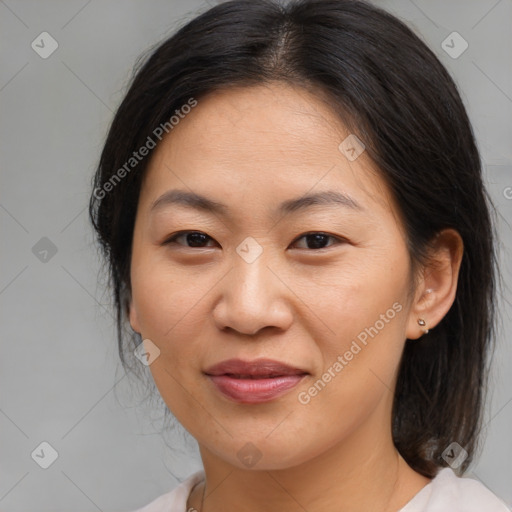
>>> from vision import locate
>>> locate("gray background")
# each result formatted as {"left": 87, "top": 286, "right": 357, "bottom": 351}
{"left": 1, "top": 0, "right": 511, "bottom": 510}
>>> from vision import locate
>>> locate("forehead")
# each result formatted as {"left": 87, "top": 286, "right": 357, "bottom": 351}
{"left": 154, "top": 83, "right": 349, "bottom": 168}
{"left": 140, "top": 83, "right": 397, "bottom": 222}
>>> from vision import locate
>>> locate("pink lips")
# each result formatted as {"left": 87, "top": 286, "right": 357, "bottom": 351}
{"left": 204, "top": 358, "right": 308, "bottom": 404}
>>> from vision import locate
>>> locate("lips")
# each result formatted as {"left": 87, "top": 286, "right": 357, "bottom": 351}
{"left": 204, "top": 358, "right": 308, "bottom": 377}
{"left": 204, "top": 358, "right": 309, "bottom": 404}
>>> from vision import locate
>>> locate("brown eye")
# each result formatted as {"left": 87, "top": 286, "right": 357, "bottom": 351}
{"left": 164, "top": 231, "right": 217, "bottom": 248}
{"left": 291, "top": 232, "right": 344, "bottom": 250}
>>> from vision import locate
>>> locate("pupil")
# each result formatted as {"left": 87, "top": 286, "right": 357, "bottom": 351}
{"left": 188, "top": 232, "right": 208, "bottom": 247}
{"left": 308, "top": 234, "right": 328, "bottom": 249}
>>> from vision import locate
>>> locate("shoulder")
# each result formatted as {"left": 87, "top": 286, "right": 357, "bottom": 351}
{"left": 400, "top": 467, "right": 510, "bottom": 512}
{"left": 128, "top": 470, "right": 205, "bottom": 512}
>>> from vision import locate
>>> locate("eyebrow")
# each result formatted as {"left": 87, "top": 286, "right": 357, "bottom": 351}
{"left": 149, "top": 189, "right": 363, "bottom": 217}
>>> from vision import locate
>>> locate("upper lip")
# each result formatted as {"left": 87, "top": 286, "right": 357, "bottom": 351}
{"left": 204, "top": 358, "right": 309, "bottom": 377}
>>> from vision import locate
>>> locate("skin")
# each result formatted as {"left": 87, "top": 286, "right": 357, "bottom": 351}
{"left": 129, "top": 82, "right": 463, "bottom": 512}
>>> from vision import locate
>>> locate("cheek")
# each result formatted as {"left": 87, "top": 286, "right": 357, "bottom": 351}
{"left": 131, "top": 258, "right": 208, "bottom": 340}
{"left": 129, "top": 258, "right": 220, "bottom": 412}
{"left": 293, "top": 247, "right": 410, "bottom": 340}
{"left": 293, "top": 248, "right": 410, "bottom": 395}
{"left": 292, "top": 282, "right": 407, "bottom": 454}
{"left": 130, "top": 262, "right": 213, "bottom": 426}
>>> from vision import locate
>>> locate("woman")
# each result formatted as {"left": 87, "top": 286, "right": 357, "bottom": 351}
{"left": 89, "top": 0, "right": 510, "bottom": 510}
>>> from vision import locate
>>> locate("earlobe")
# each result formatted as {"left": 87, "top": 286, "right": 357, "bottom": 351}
{"left": 406, "top": 229, "right": 464, "bottom": 341}
{"left": 129, "top": 301, "right": 141, "bottom": 334}
{"left": 406, "top": 287, "right": 435, "bottom": 340}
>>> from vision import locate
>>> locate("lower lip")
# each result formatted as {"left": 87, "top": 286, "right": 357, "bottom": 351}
{"left": 206, "top": 374, "right": 307, "bottom": 403}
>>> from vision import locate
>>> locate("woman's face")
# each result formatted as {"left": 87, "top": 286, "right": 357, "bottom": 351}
{"left": 129, "top": 82, "right": 421, "bottom": 470}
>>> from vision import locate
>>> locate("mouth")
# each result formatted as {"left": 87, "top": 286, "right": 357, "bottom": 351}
{"left": 204, "top": 357, "right": 308, "bottom": 376}
{"left": 220, "top": 373, "right": 297, "bottom": 379}
{"left": 204, "top": 358, "right": 309, "bottom": 403}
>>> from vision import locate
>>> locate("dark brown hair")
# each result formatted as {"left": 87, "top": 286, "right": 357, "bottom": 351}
{"left": 89, "top": 0, "right": 498, "bottom": 478}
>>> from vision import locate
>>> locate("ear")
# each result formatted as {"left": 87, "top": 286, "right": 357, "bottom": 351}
{"left": 406, "top": 228, "right": 464, "bottom": 340}
{"left": 128, "top": 298, "right": 141, "bottom": 334}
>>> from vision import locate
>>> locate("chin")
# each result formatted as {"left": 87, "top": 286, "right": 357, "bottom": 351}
{"left": 202, "top": 435, "right": 321, "bottom": 472}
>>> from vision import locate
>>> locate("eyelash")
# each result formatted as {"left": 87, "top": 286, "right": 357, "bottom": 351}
{"left": 162, "top": 230, "right": 346, "bottom": 250}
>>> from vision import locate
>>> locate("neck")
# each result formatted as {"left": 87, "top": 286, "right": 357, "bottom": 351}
{"left": 187, "top": 404, "right": 431, "bottom": 512}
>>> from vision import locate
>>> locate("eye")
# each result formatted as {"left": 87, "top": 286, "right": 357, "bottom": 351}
{"left": 162, "top": 231, "right": 345, "bottom": 250}
{"left": 163, "top": 231, "right": 217, "bottom": 248}
{"left": 291, "top": 232, "right": 345, "bottom": 250}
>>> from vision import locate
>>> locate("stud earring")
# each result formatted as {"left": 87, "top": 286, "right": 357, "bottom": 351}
{"left": 417, "top": 318, "right": 429, "bottom": 334}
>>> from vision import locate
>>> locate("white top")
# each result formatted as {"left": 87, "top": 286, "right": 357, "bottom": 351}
{"left": 130, "top": 467, "right": 510, "bottom": 512}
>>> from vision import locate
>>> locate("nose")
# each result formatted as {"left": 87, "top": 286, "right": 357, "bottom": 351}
{"left": 212, "top": 251, "right": 294, "bottom": 336}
